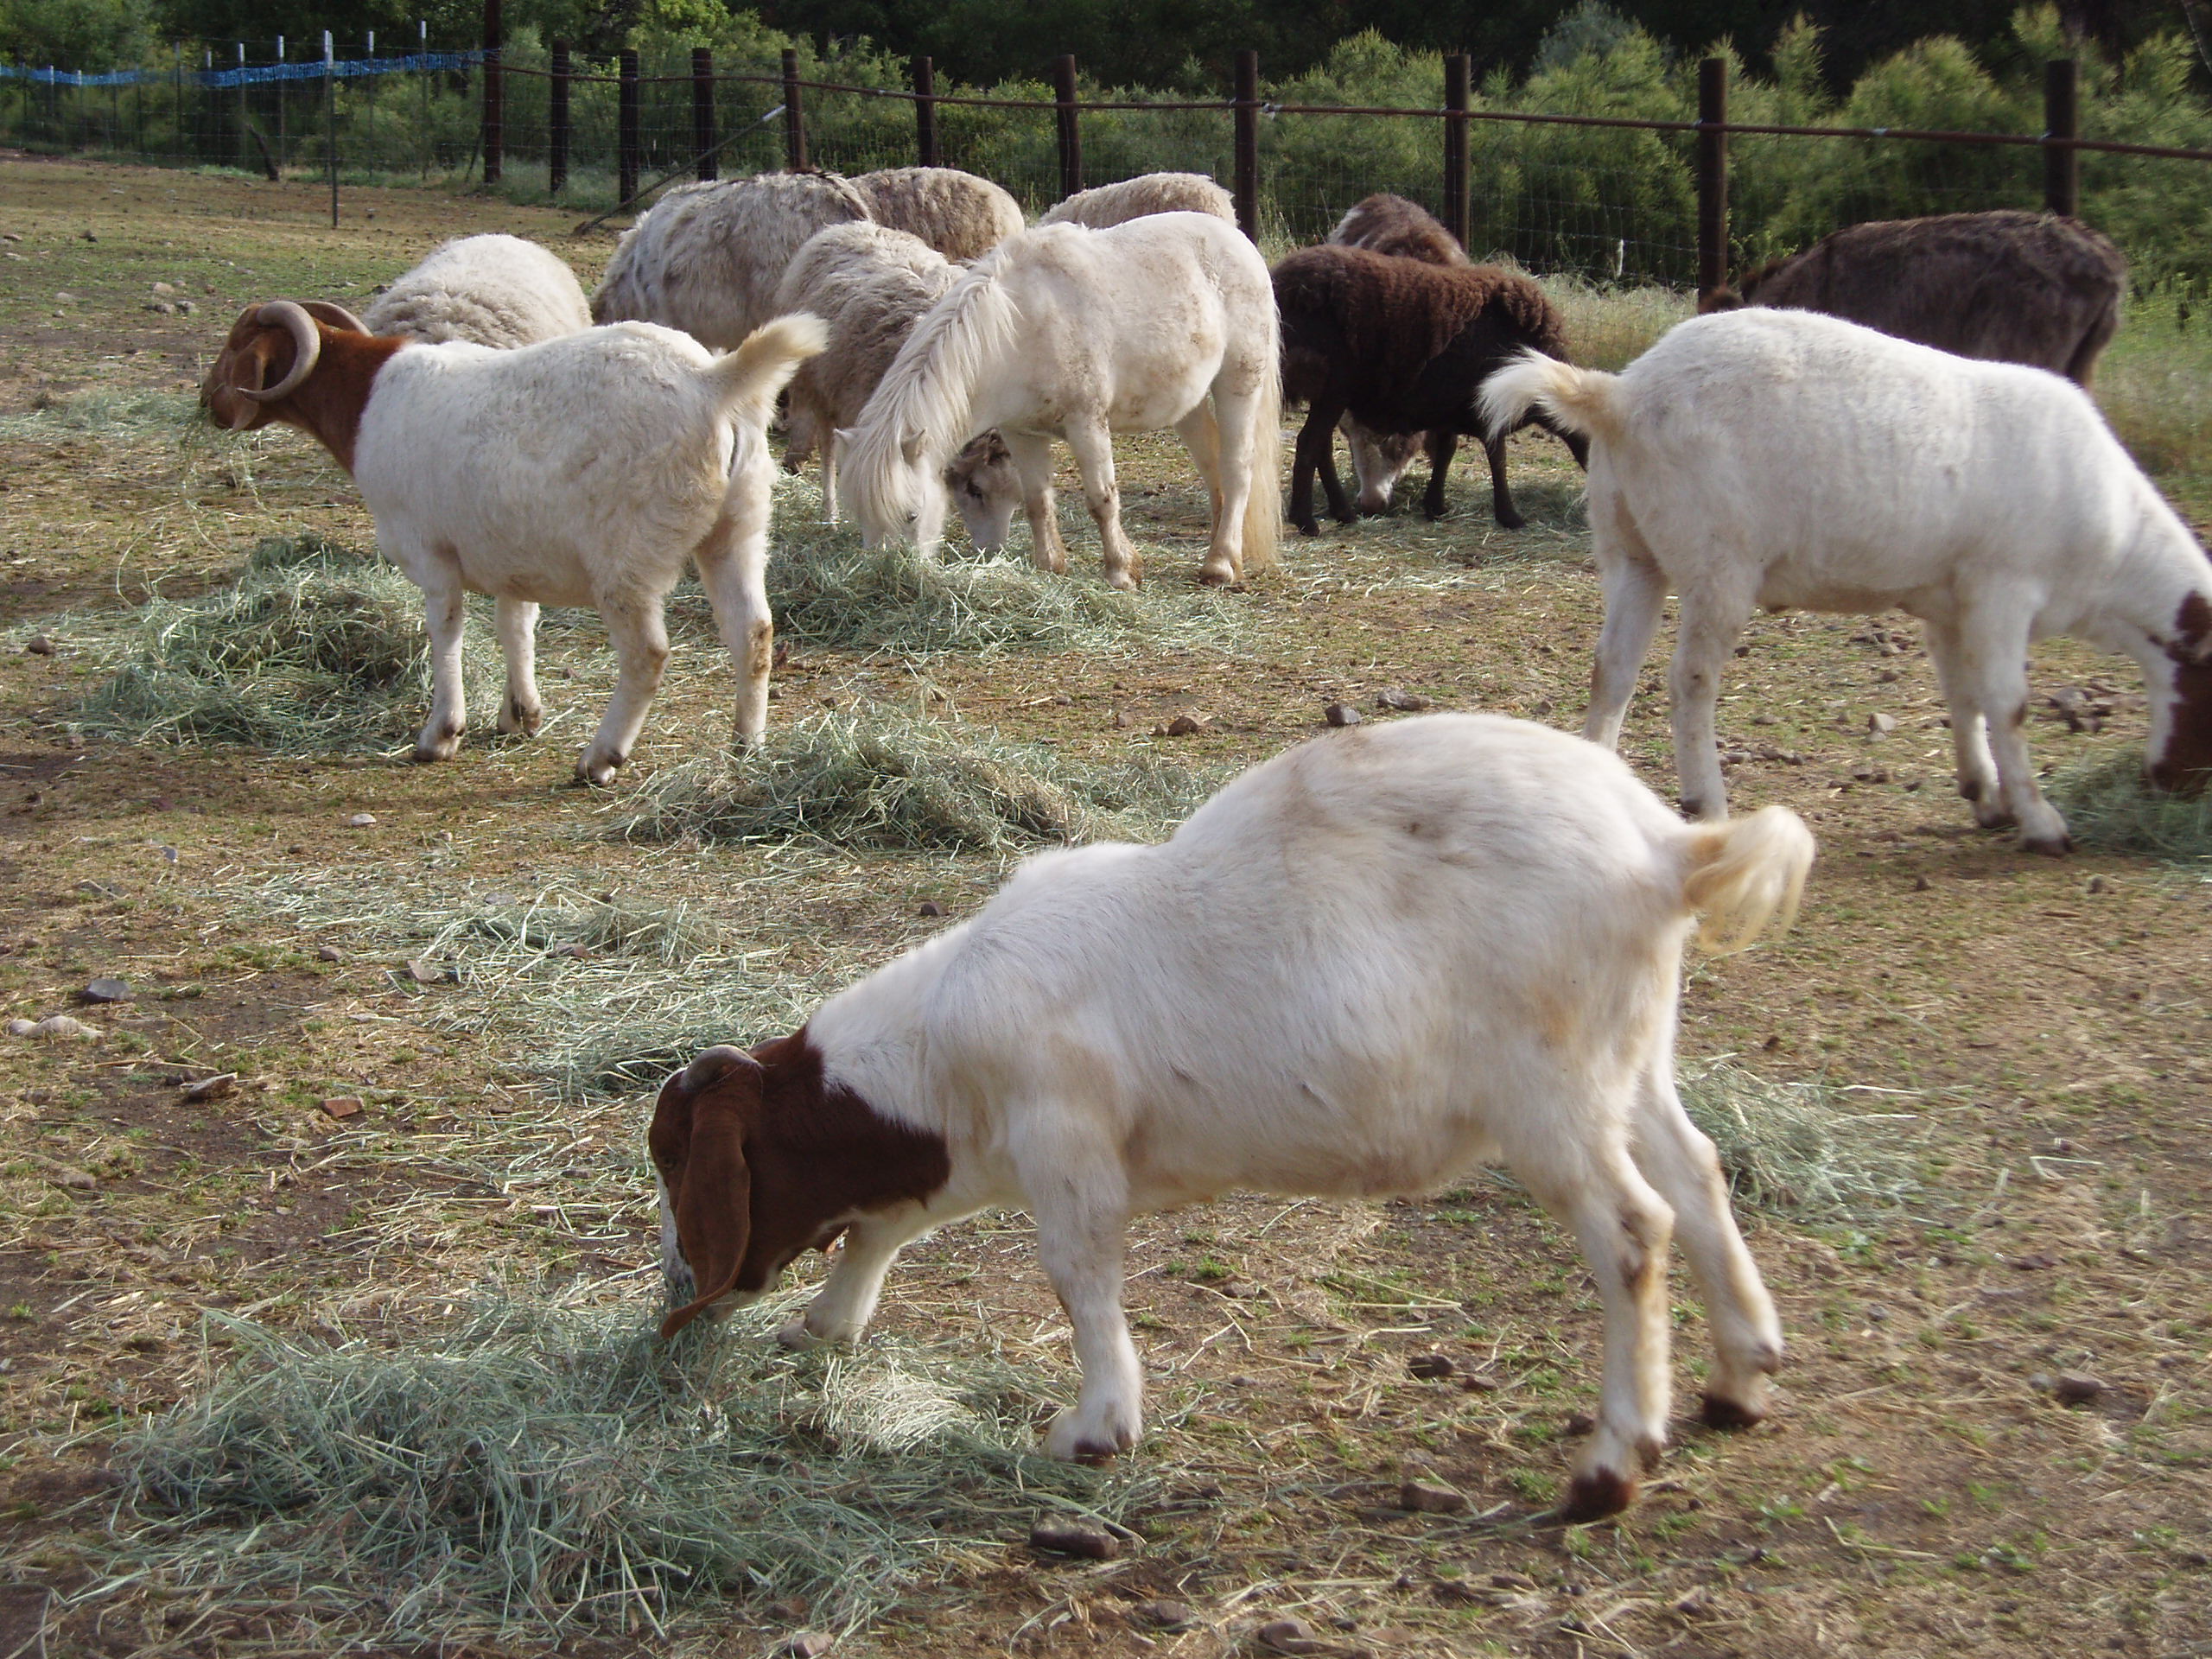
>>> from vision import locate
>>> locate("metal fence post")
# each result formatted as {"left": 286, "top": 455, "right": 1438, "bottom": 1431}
{"left": 324, "top": 29, "right": 337, "bottom": 226}
{"left": 2044, "top": 58, "right": 2079, "bottom": 218}
{"left": 1054, "top": 54, "right": 1081, "bottom": 200}
{"left": 1232, "top": 49, "right": 1259, "bottom": 243}
{"left": 1442, "top": 52, "right": 1470, "bottom": 250}
{"left": 619, "top": 48, "right": 639, "bottom": 203}
{"left": 275, "top": 35, "right": 285, "bottom": 172}
{"left": 235, "top": 41, "right": 245, "bottom": 171}
{"left": 1696, "top": 56, "right": 1728, "bottom": 297}
{"left": 913, "top": 54, "right": 938, "bottom": 168}
{"left": 692, "top": 47, "right": 716, "bottom": 180}
{"left": 782, "top": 48, "right": 806, "bottom": 169}
{"left": 480, "top": 0, "right": 501, "bottom": 184}
{"left": 548, "top": 39, "right": 569, "bottom": 193}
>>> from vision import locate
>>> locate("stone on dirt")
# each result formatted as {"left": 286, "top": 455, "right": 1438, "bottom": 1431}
{"left": 1255, "top": 1616, "right": 1325, "bottom": 1653}
{"left": 1406, "top": 1353, "right": 1455, "bottom": 1380}
{"left": 1027, "top": 1518, "right": 1120, "bottom": 1560}
{"left": 81, "top": 978, "right": 132, "bottom": 1003}
{"left": 1324, "top": 702, "right": 1361, "bottom": 728}
{"left": 1400, "top": 1478, "right": 1470, "bottom": 1515}
{"left": 1130, "top": 1599, "right": 1198, "bottom": 1631}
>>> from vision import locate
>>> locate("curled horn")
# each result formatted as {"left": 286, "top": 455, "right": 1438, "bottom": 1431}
{"left": 236, "top": 301, "right": 324, "bottom": 404}
{"left": 300, "top": 300, "right": 370, "bottom": 334}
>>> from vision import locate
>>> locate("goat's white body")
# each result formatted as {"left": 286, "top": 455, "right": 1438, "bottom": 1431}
{"left": 839, "top": 213, "right": 1281, "bottom": 588}
{"left": 766, "top": 714, "right": 1807, "bottom": 1497}
{"left": 1483, "top": 308, "right": 2212, "bottom": 849}
{"left": 1039, "top": 171, "right": 1236, "bottom": 228}
{"left": 592, "top": 173, "right": 869, "bottom": 349}
{"left": 353, "top": 317, "right": 820, "bottom": 780}
{"left": 361, "top": 233, "right": 592, "bottom": 348}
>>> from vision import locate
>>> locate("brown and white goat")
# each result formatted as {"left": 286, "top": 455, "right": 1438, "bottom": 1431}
{"left": 201, "top": 302, "right": 823, "bottom": 782}
{"left": 652, "top": 712, "right": 1814, "bottom": 1520}
{"left": 1700, "top": 209, "right": 2126, "bottom": 385}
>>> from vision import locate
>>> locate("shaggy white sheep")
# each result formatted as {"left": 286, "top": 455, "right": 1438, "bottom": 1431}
{"left": 1039, "top": 171, "right": 1236, "bottom": 229}
{"left": 849, "top": 167, "right": 1025, "bottom": 262}
{"left": 361, "top": 234, "right": 592, "bottom": 348}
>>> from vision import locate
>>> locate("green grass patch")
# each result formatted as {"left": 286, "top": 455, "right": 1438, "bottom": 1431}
{"left": 2048, "top": 753, "right": 2212, "bottom": 860}
{"left": 1679, "top": 1060, "right": 1920, "bottom": 1222}
{"left": 73, "top": 1297, "right": 1152, "bottom": 1647}
{"left": 73, "top": 533, "right": 495, "bottom": 755}
{"left": 612, "top": 708, "right": 1219, "bottom": 855}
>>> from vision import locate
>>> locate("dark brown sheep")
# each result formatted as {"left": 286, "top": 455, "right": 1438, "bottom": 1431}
{"left": 1274, "top": 244, "right": 1587, "bottom": 536}
{"left": 1327, "top": 195, "right": 1471, "bottom": 517}
{"left": 1700, "top": 210, "right": 2126, "bottom": 385}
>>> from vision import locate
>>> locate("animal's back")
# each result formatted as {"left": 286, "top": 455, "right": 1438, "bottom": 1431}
{"left": 901, "top": 715, "right": 1700, "bottom": 1197}
{"left": 851, "top": 167, "right": 1025, "bottom": 260}
{"left": 1329, "top": 194, "right": 1470, "bottom": 266}
{"left": 364, "top": 234, "right": 591, "bottom": 347}
{"left": 1741, "top": 210, "right": 2125, "bottom": 379}
{"left": 1606, "top": 310, "right": 2145, "bottom": 603}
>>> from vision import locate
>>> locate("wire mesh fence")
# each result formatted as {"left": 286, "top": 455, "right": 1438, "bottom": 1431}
{"left": 5, "top": 42, "right": 2210, "bottom": 289}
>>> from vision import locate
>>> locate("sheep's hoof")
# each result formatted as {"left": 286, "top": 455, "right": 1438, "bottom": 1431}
{"left": 499, "top": 699, "right": 543, "bottom": 738}
{"left": 1558, "top": 1468, "right": 1636, "bottom": 1522}
{"left": 1493, "top": 508, "right": 1527, "bottom": 531}
{"left": 574, "top": 753, "right": 623, "bottom": 789}
{"left": 1045, "top": 1408, "right": 1138, "bottom": 1463}
{"left": 1699, "top": 1391, "right": 1766, "bottom": 1431}
{"left": 1294, "top": 518, "right": 1320, "bottom": 537}
{"left": 2020, "top": 830, "right": 2074, "bottom": 857}
{"left": 777, "top": 1318, "right": 830, "bottom": 1351}
{"left": 413, "top": 726, "right": 462, "bottom": 764}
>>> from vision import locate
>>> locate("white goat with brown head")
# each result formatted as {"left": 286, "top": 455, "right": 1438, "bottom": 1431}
{"left": 201, "top": 302, "right": 823, "bottom": 783}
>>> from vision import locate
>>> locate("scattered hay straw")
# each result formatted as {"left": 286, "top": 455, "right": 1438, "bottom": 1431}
{"left": 2047, "top": 754, "right": 2212, "bottom": 860}
{"left": 1679, "top": 1059, "right": 1920, "bottom": 1222}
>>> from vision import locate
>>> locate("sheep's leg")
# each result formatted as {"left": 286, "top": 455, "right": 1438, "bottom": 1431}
{"left": 1510, "top": 1121, "right": 1675, "bottom": 1521}
{"left": 1484, "top": 429, "right": 1526, "bottom": 530}
{"left": 1421, "top": 429, "right": 1457, "bottom": 520}
{"left": 1288, "top": 404, "right": 1343, "bottom": 537}
{"left": 1015, "top": 1114, "right": 1142, "bottom": 1460}
{"left": 1668, "top": 582, "right": 1756, "bottom": 820}
{"left": 1630, "top": 1067, "right": 1783, "bottom": 1427}
{"left": 819, "top": 427, "right": 839, "bottom": 528}
{"left": 493, "top": 597, "right": 543, "bottom": 738}
{"left": 1583, "top": 497, "right": 1667, "bottom": 752}
{"left": 777, "top": 1207, "right": 948, "bottom": 1348}
{"left": 575, "top": 598, "right": 670, "bottom": 787}
{"left": 1315, "top": 422, "right": 1357, "bottom": 526}
{"left": 1921, "top": 613, "right": 2006, "bottom": 831}
{"left": 1002, "top": 429, "right": 1067, "bottom": 576}
{"left": 1942, "top": 597, "right": 2070, "bottom": 853}
{"left": 693, "top": 495, "right": 775, "bottom": 748}
{"left": 414, "top": 575, "right": 468, "bottom": 763}
{"left": 1065, "top": 416, "right": 1142, "bottom": 591}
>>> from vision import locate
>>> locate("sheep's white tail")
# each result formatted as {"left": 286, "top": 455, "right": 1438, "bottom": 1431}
{"left": 706, "top": 311, "right": 829, "bottom": 428}
{"left": 1680, "top": 805, "right": 1815, "bottom": 956}
{"left": 1479, "top": 348, "right": 1630, "bottom": 447}
{"left": 1241, "top": 313, "right": 1285, "bottom": 575}
{"left": 839, "top": 258, "right": 1023, "bottom": 541}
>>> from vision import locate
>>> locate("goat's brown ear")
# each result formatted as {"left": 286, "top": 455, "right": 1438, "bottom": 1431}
{"left": 657, "top": 1055, "right": 760, "bottom": 1341}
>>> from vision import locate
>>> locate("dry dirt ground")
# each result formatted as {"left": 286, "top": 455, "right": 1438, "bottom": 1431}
{"left": 0, "top": 156, "right": 2207, "bottom": 1658}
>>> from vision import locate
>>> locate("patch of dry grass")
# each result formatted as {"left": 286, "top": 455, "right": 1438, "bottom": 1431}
{"left": 1678, "top": 1059, "right": 1922, "bottom": 1222}
{"left": 2049, "top": 753, "right": 2212, "bottom": 860}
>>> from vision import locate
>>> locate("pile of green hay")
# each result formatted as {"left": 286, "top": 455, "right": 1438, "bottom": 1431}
{"left": 2046, "top": 754, "right": 2212, "bottom": 860}
{"left": 613, "top": 709, "right": 1220, "bottom": 855}
{"left": 75, "top": 534, "right": 497, "bottom": 753}
{"left": 1679, "top": 1060, "right": 1921, "bottom": 1222}
{"left": 71, "top": 1297, "right": 1150, "bottom": 1647}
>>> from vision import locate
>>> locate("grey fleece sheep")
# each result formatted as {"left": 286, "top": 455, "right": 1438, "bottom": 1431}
{"left": 1039, "top": 172, "right": 1235, "bottom": 229}
{"left": 362, "top": 234, "right": 592, "bottom": 348}
{"left": 849, "top": 167, "right": 1025, "bottom": 262}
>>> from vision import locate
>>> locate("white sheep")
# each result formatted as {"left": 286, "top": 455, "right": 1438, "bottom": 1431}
{"left": 849, "top": 166, "right": 1026, "bottom": 262}
{"left": 361, "top": 233, "right": 592, "bottom": 348}
{"left": 1039, "top": 171, "right": 1236, "bottom": 229}
{"left": 201, "top": 301, "right": 824, "bottom": 784}
{"left": 651, "top": 711, "right": 1813, "bottom": 1520}
{"left": 1481, "top": 308, "right": 2212, "bottom": 853}
{"left": 592, "top": 172, "right": 870, "bottom": 349}
{"left": 770, "top": 221, "right": 1020, "bottom": 545}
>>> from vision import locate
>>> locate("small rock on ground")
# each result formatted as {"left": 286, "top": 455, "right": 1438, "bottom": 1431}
{"left": 1130, "top": 1599, "right": 1198, "bottom": 1631}
{"left": 180, "top": 1072, "right": 236, "bottom": 1102}
{"left": 1406, "top": 1353, "right": 1455, "bottom": 1380}
{"left": 2052, "top": 1372, "right": 2105, "bottom": 1405}
{"left": 1376, "top": 687, "right": 1430, "bottom": 712}
{"left": 346, "top": 812, "right": 376, "bottom": 828}
{"left": 22, "top": 635, "right": 53, "bottom": 655}
{"left": 320, "top": 1096, "right": 364, "bottom": 1120}
{"left": 784, "top": 1634, "right": 835, "bottom": 1658}
{"left": 1255, "top": 1617, "right": 1325, "bottom": 1653}
{"left": 1400, "top": 1478, "right": 1470, "bottom": 1515}
{"left": 1324, "top": 702, "right": 1361, "bottom": 728}
{"left": 81, "top": 978, "right": 132, "bottom": 1003}
{"left": 1027, "top": 1518, "right": 1119, "bottom": 1560}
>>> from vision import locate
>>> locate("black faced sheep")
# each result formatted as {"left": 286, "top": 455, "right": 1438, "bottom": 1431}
{"left": 1699, "top": 209, "right": 2126, "bottom": 385}
{"left": 1274, "top": 244, "right": 1587, "bottom": 535}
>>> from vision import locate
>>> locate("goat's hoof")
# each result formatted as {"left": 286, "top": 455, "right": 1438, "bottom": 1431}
{"left": 1558, "top": 1467, "right": 1636, "bottom": 1522}
{"left": 1045, "top": 1409, "right": 1138, "bottom": 1463}
{"left": 776, "top": 1318, "right": 830, "bottom": 1351}
{"left": 1699, "top": 1391, "right": 1766, "bottom": 1431}
{"left": 412, "top": 729, "right": 461, "bottom": 764}
{"left": 574, "top": 753, "right": 623, "bottom": 789}
{"left": 2021, "top": 831, "right": 2073, "bottom": 856}
{"left": 499, "top": 700, "right": 543, "bottom": 738}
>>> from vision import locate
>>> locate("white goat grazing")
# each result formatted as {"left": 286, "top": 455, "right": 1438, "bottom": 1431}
{"left": 651, "top": 712, "right": 1813, "bottom": 1520}
{"left": 840, "top": 213, "right": 1281, "bottom": 588}
{"left": 1039, "top": 171, "right": 1236, "bottom": 229}
{"left": 770, "top": 222, "right": 1021, "bottom": 543}
{"left": 849, "top": 167, "right": 1025, "bottom": 261}
{"left": 361, "top": 233, "right": 592, "bottom": 347}
{"left": 1481, "top": 308, "right": 2212, "bottom": 853}
{"left": 592, "top": 172, "right": 868, "bottom": 348}
{"left": 201, "top": 302, "right": 824, "bottom": 784}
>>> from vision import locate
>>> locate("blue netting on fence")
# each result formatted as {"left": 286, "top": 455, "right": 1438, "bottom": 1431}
{"left": 0, "top": 51, "right": 483, "bottom": 89}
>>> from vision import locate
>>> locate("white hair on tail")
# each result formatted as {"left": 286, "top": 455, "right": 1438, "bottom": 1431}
{"left": 839, "top": 257, "right": 1023, "bottom": 550}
